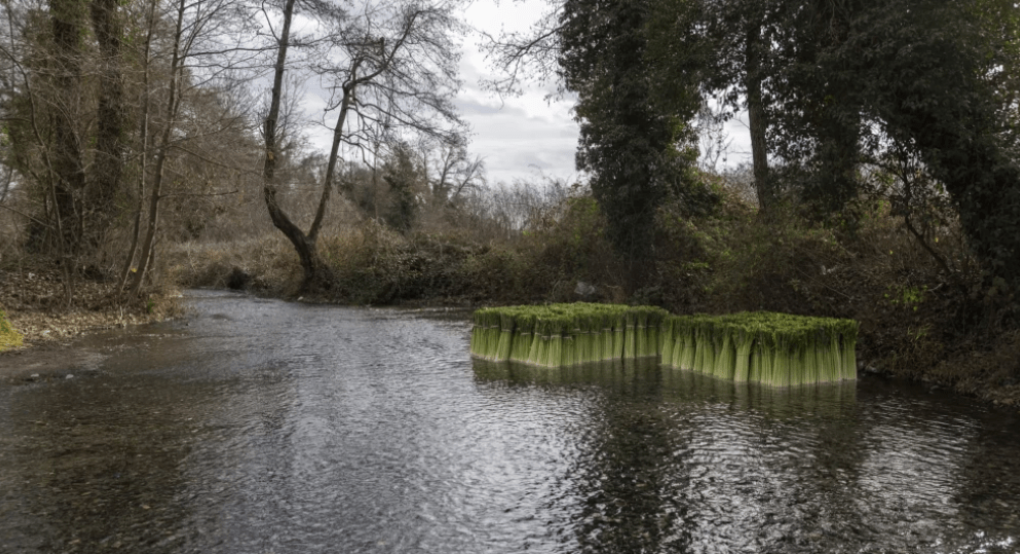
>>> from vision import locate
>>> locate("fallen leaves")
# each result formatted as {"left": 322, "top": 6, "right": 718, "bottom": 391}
{"left": 0, "top": 260, "right": 181, "bottom": 349}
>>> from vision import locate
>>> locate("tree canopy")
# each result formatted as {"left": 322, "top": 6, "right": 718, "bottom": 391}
{"left": 559, "top": 0, "right": 713, "bottom": 266}
{"left": 491, "top": 0, "right": 1020, "bottom": 310}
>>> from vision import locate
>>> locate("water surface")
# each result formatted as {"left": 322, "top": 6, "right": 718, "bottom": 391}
{"left": 1, "top": 290, "right": 1018, "bottom": 553}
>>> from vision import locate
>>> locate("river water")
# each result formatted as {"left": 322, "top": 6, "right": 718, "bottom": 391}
{"left": 1, "top": 290, "right": 1018, "bottom": 554}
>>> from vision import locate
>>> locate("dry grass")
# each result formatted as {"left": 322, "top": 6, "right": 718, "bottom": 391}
{"left": 167, "top": 235, "right": 303, "bottom": 295}
{"left": 4, "top": 177, "right": 1019, "bottom": 407}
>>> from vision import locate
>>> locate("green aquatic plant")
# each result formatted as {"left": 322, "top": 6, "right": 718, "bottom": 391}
{"left": 661, "top": 311, "right": 858, "bottom": 387}
{"left": 494, "top": 312, "right": 515, "bottom": 362}
{"left": 469, "top": 303, "right": 669, "bottom": 368}
{"left": 660, "top": 316, "right": 675, "bottom": 366}
{"left": 471, "top": 306, "right": 857, "bottom": 383}
{"left": 511, "top": 313, "right": 536, "bottom": 362}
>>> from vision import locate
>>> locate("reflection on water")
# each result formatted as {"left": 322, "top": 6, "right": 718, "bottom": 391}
{"left": 1, "top": 290, "right": 1018, "bottom": 553}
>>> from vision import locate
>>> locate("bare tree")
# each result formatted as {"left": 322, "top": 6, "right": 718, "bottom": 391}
{"left": 261, "top": 0, "right": 466, "bottom": 291}
{"left": 130, "top": 0, "right": 257, "bottom": 293}
{"left": 477, "top": 0, "right": 564, "bottom": 97}
{"left": 695, "top": 98, "right": 733, "bottom": 174}
{"left": 0, "top": 0, "right": 77, "bottom": 301}
{"left": 419, "top": 135, "right": 485, "bottom": 206}
{"left": 117, "top": 0, "right": 159, "bottom": 289}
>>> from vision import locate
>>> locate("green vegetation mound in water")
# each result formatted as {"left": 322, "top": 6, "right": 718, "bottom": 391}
{"left": 472, "top": 306, "right": 858, "bottom": 386}
{"left": 470, "top": 303, "right": 669, "bottom": 367}
{"left": 0, "top": 308, "right": 24, "bottom": 352}
{"left": 661, "top": 312, "right": 858, "bottom": 386}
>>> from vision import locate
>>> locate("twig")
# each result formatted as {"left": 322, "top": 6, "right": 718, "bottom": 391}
{"left": 0, "top": 203, "right": 54, "bottom": 228}
{"left": 160, "top": 189, "right": 239, "bottom": 198}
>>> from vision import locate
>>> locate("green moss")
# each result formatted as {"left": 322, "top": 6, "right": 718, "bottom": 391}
{"left": 0, "top": 309, "right": 24, "bottom": 352}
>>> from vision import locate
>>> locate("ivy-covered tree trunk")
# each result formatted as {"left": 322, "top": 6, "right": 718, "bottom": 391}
{"left": 559, "top": 0, "right": 708, "bottom": 275}
{"left": 933, "top": 144, "right": 1020, "bottom": 303}
{"left": 48, "top": 0, "right": 87, "bottom": 252}
{"left": 89, "top": 0, "right": 125, "bottom": 246}
{"left": 844, "top": 0, "right": 1020, "bottom": 313}
{"left": 902, "top": 106, "right": 1020, "bottom": 308}
{"left": 744, "top": 22, "right": 772, "bottom": 211}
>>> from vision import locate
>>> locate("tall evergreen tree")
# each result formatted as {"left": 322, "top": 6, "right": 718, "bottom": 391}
{"left": 765, "top": 0, "right": 866, "bottom": 217}
{"left": 559, "top": 0, "right": 709, "bottom": 268}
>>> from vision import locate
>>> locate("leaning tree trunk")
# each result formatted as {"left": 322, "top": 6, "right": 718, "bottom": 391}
{"left": 261, "top": 0, "right": 334, "bottom": 293}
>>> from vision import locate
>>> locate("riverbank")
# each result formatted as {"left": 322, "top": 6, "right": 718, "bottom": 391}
{"left": 4, "top": 290, "right": 1017, "bottom": 554}
{"left": 160, "top": 212, "right": 1020, "bottom": 409}
{"left": 0, "top": 259, "right": 183, "bottom": 353}
{"left": 4, "top": 192, "right": 1020, "bottom": 410}
{"left": 3, "top": 264, "right": 1019, "bottom": 408}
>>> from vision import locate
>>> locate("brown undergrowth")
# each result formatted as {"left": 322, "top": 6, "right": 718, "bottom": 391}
{"left": 158, "top": 188, "right": 1020, "bottom": 408}
{"left": 0, "top": 256, "right": 184, "bottom": 351}
{"left": 4, "top": 184, "right": 1017, "bottom": 407}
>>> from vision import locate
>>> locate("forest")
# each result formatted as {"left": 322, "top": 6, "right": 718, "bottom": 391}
{"left": 1, "top": 0, "right": 1019, "bottom": 404}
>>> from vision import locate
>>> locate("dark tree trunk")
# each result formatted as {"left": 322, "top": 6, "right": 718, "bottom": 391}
{"left": 745, "top": 22, "right": 771, "bottom": 212}
{"left": 262, "top": 0, "right": 334, "bottom": 293}
{"left": 918, "top": 131, "right": 1020, "bottom": 315}
{"left": 89, "top": 0, "right": 125, "bottom": 246}
{"left": 49, "top": 0, "right": 86, "bottom": 252}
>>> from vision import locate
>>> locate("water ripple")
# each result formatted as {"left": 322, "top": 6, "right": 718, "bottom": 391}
{"left": 0, "top": 291, "right": 1018, "bottom": 553}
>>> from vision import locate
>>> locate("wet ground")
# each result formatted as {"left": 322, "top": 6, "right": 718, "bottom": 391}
{"left": 1, "top": 290, "right": 1018, "bottom": 553}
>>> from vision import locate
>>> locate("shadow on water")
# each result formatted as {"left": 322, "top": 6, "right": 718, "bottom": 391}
{"left": 0, "top": 369, "right": 235, "bottom": 552}
{"left": 473, "top": 359, "right": 865, "bottom": 553}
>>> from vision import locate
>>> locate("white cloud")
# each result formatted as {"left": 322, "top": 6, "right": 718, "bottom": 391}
{"left": 455, "top": 0, "right": 581, "bottom": 184}
{"left": 300, "top": 0, "right": 754, "bottom": 184}
{"left": 455, "top": 0, "right": 757, "bottom": 182}
{"left": 722, "top": 112, "right": 753, "bottom": 166}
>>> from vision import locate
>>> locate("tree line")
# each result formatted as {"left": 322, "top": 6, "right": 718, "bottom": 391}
{"left": 0, "top": 0, "right": 478, "bottom": 296}
{"left": 2, "top": 0, "right": 1019, "bottom": 323}
{"left": 489, "top": 0, "right": 1020, "bottom": 317}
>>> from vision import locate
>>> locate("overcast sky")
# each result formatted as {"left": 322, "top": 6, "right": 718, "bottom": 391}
{"left": 455, "top": 0, "right": 756, "bottom": 185}
{"left": 305, "top": 0, "right": 753, "bottom": 185}
{"left": 452, "top": 0, "right": 580, "bottom": 185}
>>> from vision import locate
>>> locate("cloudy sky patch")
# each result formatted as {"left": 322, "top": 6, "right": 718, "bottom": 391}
{"left": 302, "top": 0, "right": 753, "bottom": 185}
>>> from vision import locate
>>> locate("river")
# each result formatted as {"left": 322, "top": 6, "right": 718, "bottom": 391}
{"left": 1, "top": 290, "right": 1018, "bottom": 553}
